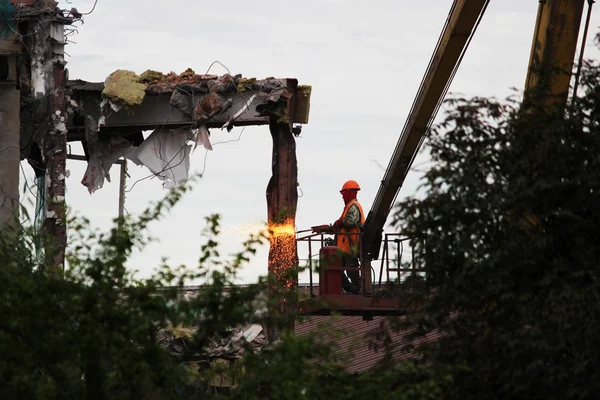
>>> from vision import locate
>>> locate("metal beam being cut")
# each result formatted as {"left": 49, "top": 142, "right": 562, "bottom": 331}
{"left": 66, "top": 77, "right": 310, "bottom": 141}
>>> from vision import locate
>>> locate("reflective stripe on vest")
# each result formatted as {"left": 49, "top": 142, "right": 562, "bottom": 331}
{"left": 336, "top": 199, "right": 365, "bottom": 255}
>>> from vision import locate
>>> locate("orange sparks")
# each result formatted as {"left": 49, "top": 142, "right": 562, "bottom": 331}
{"left": 268, "top": 219, "right": 297, "bottom": 288}
{"left": 269, "top": 223, "right": 296, "bottom": 237}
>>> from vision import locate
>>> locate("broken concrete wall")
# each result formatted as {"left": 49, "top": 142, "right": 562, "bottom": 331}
{"left": 43, "top": 19, "right": 68, "bottom": 271}
{"left": 15, "top": 2, "right": 72, "bottom": 269}
{"left": 28, "top": 17, "right": 68, "bottom": 270}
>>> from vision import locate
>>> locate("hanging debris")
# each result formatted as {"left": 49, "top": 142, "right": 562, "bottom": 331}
{"left": 81, "top": 136, "right": 140, "bottom": 193}
{"left": 194, "top": 124, "right": 212, "bottom": 151}
{"left": 136, "top": 128, "right": 192, "bottom": 190}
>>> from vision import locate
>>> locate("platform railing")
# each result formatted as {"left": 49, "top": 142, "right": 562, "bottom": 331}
{"left": 296, "top": 230, "right": 425, "bottom": 297}
{"left": 295, "top": 230, "right": 325, "bottom": 298}
{"left": 376, "top": 233, "right": 426, "bottom": 287}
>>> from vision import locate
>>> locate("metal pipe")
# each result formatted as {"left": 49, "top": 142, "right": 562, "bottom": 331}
{"left": 396, "top": 239, "right": 402, "bottom": 282}
{"left": 118, "top": 159, "right": 127, "bottom": 220}
{"left": 66, "top": 154, "right": 127, "bottom": 220}
{"left": 570, "top": 0, "right": 595, "bottom": 111}
{"left": 387, "top": 235, "right": 392, "bottom": 283}
{"left": 66, "top": 153, "right": 125, "bottom": 165}
{"left": 378, "top": 246, "right": 385, "bottom": 286}
{"left": 411, "top": 239, "right": 416, "bottom": 276}
{"left": 308, "top": 238, "right": 313, "bottom": 297}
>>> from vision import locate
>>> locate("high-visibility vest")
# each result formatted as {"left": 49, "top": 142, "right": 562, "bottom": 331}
{"left": 336, "top": 199, "right": 365, "bottom": 255}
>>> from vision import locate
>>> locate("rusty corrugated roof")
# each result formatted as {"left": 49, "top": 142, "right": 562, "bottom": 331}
{"left": 166, "top": 284, "right": 440, "bottom": 373}
{"left": 295, "top": 284, "right": 441, "bottom": 373}
{"left": 295, "top": 315, "right": 394, "bottom": 372}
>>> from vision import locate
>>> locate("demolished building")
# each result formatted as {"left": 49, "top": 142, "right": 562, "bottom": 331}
{"left": 2, "top": 1, "right": 312, "bottom": 289}
{"left": 2, "top": 0, "right": 312, "bottom": 341}
{"left": 67, "top": 70, "right": 310, "bottom": 193}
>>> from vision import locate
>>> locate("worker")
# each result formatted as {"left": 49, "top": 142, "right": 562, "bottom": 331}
{"left": 312, "top": 180, "right": 365, "bottom": 294}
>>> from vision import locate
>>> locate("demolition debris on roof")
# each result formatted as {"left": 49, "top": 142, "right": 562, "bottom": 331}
{"left": 139, "top": 69, "right": 165, "bottom": 83}
{"left": 78, "top": 68, "right": 291, "bottom": 100}
{"left": 102, "top": 69, "right": 147, "bottom": 108}
{"left": 140, "top": 69, "right": 287, "bottom": 96}
{"left": 158, "top": 323, "right": 268, "bottom": 360}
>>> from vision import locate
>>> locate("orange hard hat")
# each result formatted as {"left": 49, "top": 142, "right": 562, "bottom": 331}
{"left": 340, "top": 180, "right": 361, "bottom": 192}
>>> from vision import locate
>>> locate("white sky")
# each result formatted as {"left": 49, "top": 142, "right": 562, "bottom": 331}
{"left": 21, "top": 0, "right": 600, "bottom": 283}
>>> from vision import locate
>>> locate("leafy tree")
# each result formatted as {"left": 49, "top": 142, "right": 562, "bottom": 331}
{"left": 0, "top": 181, "right": 271, "bottom": 399}
{"left": 390, "top": 33, "right": 600, "bottom": 400}
{"left": 1, "top": 179, "right": 445, "bottom": 399}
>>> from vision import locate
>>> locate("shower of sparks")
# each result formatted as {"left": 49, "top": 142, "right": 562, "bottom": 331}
{"left": 268, "top": 219, "right": 297, "bottom": 288}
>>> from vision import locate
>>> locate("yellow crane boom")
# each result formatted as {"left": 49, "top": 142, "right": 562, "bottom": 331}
{"left": 362, "top": 0, "right": 490, "bottom": 268}
{"left": 361, "top": 0, "right": 588, "bottom": 295}
{"left": 525, "top": 0, "right": 586, "bottom": 104}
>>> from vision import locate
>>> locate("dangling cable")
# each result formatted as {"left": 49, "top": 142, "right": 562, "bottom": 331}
{"left": 570, "top": 0, "right": 595, "bottom": 114}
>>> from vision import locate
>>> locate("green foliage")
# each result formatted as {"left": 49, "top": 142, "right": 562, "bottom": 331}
{"left": 1, "top": 176, "right": 445, "bottom": 399}
{"left": 233, "top": 329, "right": 449, "bottom": 400}
{"left": 390, "top": 35, "right": 600, "bottom": 399}
{"left": 12, "top": 43, "right": 600, "bottom": 400}
{"left": 0, "top": 181, "right": 269, "bottom": 399}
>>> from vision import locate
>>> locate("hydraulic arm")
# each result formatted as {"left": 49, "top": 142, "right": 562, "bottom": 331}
{"left": 524, "top": 0, "right": 585, "bottom": 105}
{"left": 362, "top": 0, "right": 490, "bottom": 263}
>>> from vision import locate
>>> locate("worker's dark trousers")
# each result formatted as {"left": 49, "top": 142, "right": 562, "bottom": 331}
{"left": 341, "top": 254, "right": 361, "bottom": 294}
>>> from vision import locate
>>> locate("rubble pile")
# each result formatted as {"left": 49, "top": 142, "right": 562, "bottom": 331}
{"left": 157, "top": 323, "right": 268, "bottom": 388}
{"left": 157, "top": 324, "right": 267, "bottom": 360}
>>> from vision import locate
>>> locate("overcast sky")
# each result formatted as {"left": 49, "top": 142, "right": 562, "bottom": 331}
{"left": 22, "top": 0, "right": 600, "bottom": 283}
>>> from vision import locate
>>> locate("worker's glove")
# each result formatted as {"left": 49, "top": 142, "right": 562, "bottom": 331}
{"left": 333, "top": 219, "right": 342, "bottom": 230}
